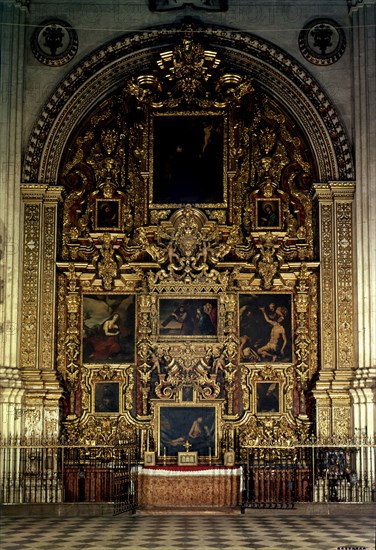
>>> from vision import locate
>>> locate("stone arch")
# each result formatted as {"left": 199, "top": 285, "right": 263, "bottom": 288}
{"left": 23, "top": 22, "right": 354, "bottom": 184}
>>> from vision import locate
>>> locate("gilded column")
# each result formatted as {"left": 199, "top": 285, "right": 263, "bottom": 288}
{"left": 312, "top": 183, "right": 355, "bottom": 439}
{"left": 20, "top": 185, "right": 64, "bottom": 438}
{"left": 330, "top": 184, "right": 355, "bottom": 439}
{"left": 312, "top": 184, "right": 334, "bottom": 438}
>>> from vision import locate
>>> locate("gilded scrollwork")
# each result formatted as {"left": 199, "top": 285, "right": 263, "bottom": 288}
{"left": 50, "top": 22, "right": 333, "bottom": 448}
{"left": 253, "top": 233, "right": 282, "bottom": 289}
{"left": 294, "top": 264, "right": 312, "bottom": 416}
{"left": 335, "top": 200, "right": 354, "bottom": 370}
{"left": 20, "top": 203, "right": 40, "bottom": 369}
{"left": 95, "top": 233, "right": 121, "bottom": 290}
{"left": 333, "top": 406, "right": 351, "bottom": 441}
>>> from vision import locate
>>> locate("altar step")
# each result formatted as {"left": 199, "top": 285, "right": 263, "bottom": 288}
{"left": 136, "top": 506, "right": 241, "bottom": 515}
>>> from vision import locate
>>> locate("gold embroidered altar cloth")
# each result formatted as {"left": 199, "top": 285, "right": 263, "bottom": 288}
{"left": 138, "top": 466, "right": 242, "bottom": 508}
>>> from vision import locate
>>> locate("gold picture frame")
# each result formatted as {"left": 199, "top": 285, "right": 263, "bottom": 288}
{"left": 224, "top": 450, "right": 235, "bottom": 466}
{"left": 255, "top": 381, "right": 281, "bottom": 414}
{"left": 144, "top": 451, "right": 156, "bottom": 466}
{"left": 155, "top": 402, "right": 221, "bottom": 460}
{"left": 255, "top": 198, "right": 282, "bottom": 230}
{"left": 95, "top": 198, "right": 122, "bottom": 231}
{"left": 158, "top": 297, "right": 218, "bottom": 340}
{"left": 150, "top": 112, "right": 227, "bottom": 209}
{"left": 178, "top": 451, "right": 198, "bottom": 466}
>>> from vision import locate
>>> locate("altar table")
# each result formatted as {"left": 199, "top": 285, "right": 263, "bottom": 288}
{"left": 137, "top": 465, "right": 242, "bottom": 508}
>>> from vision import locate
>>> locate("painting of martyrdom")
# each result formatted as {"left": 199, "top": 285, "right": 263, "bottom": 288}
{"left": 256, "top": 199, "right": 281, "bottom": 229}
{"left": 152, "top": 115, "right": 224, "bottom": 205}
{"left": 83, "top": 295, "right": 135, "bottom": 363}
{"left": 95, "top": 199, "right": 121, "bottom": 231}
{"left": 159, "top": 406, "right": 216, "bottom": 457}
{"left": 239, "top": 294, "right": 292, "bottom": 363}
{"left": 256, "top": 382, "right": 280, "bottom": 414}
{"left": 159, "top": 298, "right": 217, "bottom": 338}
{"left": 94, "top": 382, "right": 119, "bottom": 413}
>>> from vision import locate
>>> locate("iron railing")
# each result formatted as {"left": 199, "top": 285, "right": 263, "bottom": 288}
{"left": 1, "top": 437, "right": 374, "bottom": 510}
{"left": 0, "top": 437, "right": 139, "bottom": 513}
{"left": 242, "top": 440, "right": 375, "bottom": 509}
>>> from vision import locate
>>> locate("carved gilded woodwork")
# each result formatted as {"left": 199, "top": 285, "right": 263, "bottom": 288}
{"left": 311, "top": 183, "right": 355, "bottom": 439}
{"left": 20, "top": 201, "right": 41, "bottom": 370}
{"left": 14, "top": 22, "right": 355, "bottom": 448}
{"left": 335, "top": 195, "right": 355, "bottom": 370}
{"left": 51, "top": 26, "right": 323, "bottom": 446}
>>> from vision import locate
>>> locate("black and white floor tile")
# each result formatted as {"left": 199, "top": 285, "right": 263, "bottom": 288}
{"left": 1, "top": 514, "right": 374, "bottom": 550}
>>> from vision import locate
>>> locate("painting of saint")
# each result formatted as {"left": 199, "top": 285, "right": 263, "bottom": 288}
{"left": 83, "top": 295, "right": 135, "bottom": 363}
{"left": 159, "top": 406, "right": 216, "bottom": 457}
{"left": 95, "top": 199, "right": 121, "bottom": 230}
{"left": 256, "top": 199, "right": 281, "bottom": 229}
{"left": 239, "top": 294, "right": 292, "bottom": 363}
{"left": 159, "top": 298, "right": 217, "bottom": 338}
{"left": 94, "top": 382, "right": 119, "bottom": 413}
{"left": 256, "top": 382, "right": 280, "bottom": 413}
{"left": 152, "top": 115, "right": 224, "bottom": 205}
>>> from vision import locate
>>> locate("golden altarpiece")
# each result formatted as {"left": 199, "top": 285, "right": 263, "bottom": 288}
{"left": 19, "top": 22, "right": 356, "bottom": 468}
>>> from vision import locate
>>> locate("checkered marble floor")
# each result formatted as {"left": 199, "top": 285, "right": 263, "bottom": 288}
{"left": 0, "top": 514, "right": 374, "bottom": 550}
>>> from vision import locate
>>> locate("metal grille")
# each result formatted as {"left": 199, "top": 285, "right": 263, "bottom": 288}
{"left": 241, "top": 440, "right": 375, "bottom": 509}
{"left": 0, "top": 437, "right": 139, "bottom": 514}
{"left": 1, "top": 437, "right": 374, "bottom": 510}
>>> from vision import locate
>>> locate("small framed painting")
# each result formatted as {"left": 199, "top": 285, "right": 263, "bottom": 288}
{"left": 255, "top": 199, "right": 282, "bottom": 230}
{"left": 82, "top": 294, "right": 135, "bottom": 364}
{"left": 144, "top": 451, "right": 156, "bottom": 466}
{"left": 239, "top": 293, "right": 293, "bottom": 363}
{"left": 95, "top": 199, "right": 121, "bottom": 231}
{"left": 256, "top": 382, "right": 280, "bottom": 414}
{"left": 94, "top": 382, "right": 119, "bottom": 413}
{"left": 178, "top": 451, "right": 198, "bottom": 466}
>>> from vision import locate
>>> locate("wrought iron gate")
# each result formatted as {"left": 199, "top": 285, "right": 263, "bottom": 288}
{"left": 113, "top": 445, "right": 138, "bottom": 515}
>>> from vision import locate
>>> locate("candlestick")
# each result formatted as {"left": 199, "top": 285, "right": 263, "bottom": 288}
{"left": 163, "top": 446, "right": 166, "bottom": 465}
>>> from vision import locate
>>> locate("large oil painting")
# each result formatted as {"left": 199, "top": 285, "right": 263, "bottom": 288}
{"left": 158, "top": 405, "right": 216, "bottom": 458}
{"left": 159, "top": 298, "right": 218, "bottom": 338}
{"left": 152, "top": 114, "right": 224, "bottom": 205}
{"left": 239, "top": 294, "right": 293, "bottom": 363}
{"left": 83, "top": 295, "right": 135, "bottom": 363}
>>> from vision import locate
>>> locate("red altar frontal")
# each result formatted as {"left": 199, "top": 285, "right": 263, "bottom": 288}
{"left": 137, "top": 465, "right": 243, "bottom": 508}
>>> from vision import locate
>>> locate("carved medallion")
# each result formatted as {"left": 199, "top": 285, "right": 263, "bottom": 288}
{"left": 31, "top": 20, "right": 78, "bottom": 66}
{"left": 299, "top": 19, "right": 346, "bottom": 66}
